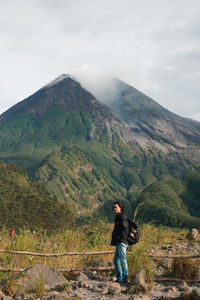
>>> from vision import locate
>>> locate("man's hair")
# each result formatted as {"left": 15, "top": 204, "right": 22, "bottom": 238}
{"left": 113, "top": 201, "right": 125, "bottom": 213}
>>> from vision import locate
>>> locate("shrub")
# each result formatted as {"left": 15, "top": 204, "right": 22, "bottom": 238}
{"left": 32, "top": 275, "right": 46, "bottom": 297}
{"left": 165, "top": 250, "right": 200, "bottom": 280}
{"left": 127, "top": 223, "right": 157, "bottom": 282}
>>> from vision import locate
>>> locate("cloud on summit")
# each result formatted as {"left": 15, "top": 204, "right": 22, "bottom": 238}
{"left": 0, "top": 0, "right": 200, "bottom": 121}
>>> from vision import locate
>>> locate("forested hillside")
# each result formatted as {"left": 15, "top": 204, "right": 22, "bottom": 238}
{"left": 135, "top": 174, "right": 200, "bottom": 228}
{"left": 0, "top": 158, "right": 200, "bottom": 229}
{"left": 33, "top": 140, "right": 200, "bottom": 223}
{"left": 0, "top": 161, "right": 74, "bottom": 230}
{"left": 0, "top": 75, "right": 200, "bottom": 228}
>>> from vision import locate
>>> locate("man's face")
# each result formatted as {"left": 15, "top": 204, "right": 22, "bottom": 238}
{"left": 113, "top": 203, "right": 122, "bottom": 214}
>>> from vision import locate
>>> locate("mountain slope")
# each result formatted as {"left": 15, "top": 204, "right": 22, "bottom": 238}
{"left": 135, "top": 175, "right": 200, "bottom": 228}
{"left": 1, "top": 75, "right": 200, "bottom": 167}
{"left": 34, "top": 142, "right": 128, "bottom": 216}
{"left": 0, "top": 75, "right": 113, "bottom": 119}
{"left": 0, "top": 75, "right": 124, "bottom": 169}
{"left": 0, "top": 74, "right": 200, "bottom": 224}
{"left": 100, "top": 78, "right": 200, "bottom": 150}
{"left": 33, "top": 139, "right": 200, "bottom": 217}
{"left": 0, "top": 160, "right": 74, "bottom": 230}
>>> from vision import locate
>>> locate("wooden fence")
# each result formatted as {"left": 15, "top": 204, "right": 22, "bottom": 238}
{"left": 0, "top": 249, "right": 115, "bottom": 257}
{"left": 0, "top": 249, "right": 200, "bottom": 282}
{"left": 0, "top": 248, "right": 200, "bottom": 258}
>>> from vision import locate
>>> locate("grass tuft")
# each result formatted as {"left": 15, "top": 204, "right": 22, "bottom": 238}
{"left": 165, "top": 250, "right": 200, "bottom": 280}
{"left": 32, "top": 275, "right": 46, "bottom": 297}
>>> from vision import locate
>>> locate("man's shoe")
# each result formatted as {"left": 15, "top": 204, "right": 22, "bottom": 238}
{"left": 120, "top": 281, "right": 128, "bottom": 285}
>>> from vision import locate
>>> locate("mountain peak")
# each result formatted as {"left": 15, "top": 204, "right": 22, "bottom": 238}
{"left": 42, "top": 74, "right": 78, "bottom": 90}
{"left": 0, "top": 74, "right": 115, "bottom": 123}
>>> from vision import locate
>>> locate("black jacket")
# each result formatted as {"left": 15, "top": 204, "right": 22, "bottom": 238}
{"left": 111, "top": 213, "right": 129, "bottom": 246}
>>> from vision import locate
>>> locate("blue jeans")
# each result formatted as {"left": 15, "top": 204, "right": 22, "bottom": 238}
{"left": 113, "top": 242, "right": 128, "bottom": 282}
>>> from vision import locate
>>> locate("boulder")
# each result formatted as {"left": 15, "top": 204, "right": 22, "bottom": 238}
{"left": 97, "top": 282, "right": 109, "bottom": 294}
{"left": 129, "top": 269, "right": 148, "bottom": 294}
{"left": 179, "top": 291, "right": 192, "bottom": 300}
{"left": 158, "top": 258, "right": 172, "bottom": 270}
{"left": 186, "top": 229, "right": 199, "bottom": 241}
{"left": 191, "top": 288, "right": 200, "bottom": 300}
{"left": 47, "top": 295, "right": 70, "bottom": 300}
{"left": 77, "top": 280, "right": 89, "bottom": 288}
{"left": 74, "top": 272, "right": 89, "bottom": 281}
{"left": 178, "top": 282, "right": 192, "bottom": 294}
{"left": 128, "top": 295, "right": 150, "bottom": 300}
{"left": 107, "top": 282, "right": 121, "bottom": 296}
{"left": 2, "top": 264, "right": 68, "bottom": 296}
{"left": 83, "top": 269, "right": 97, "bottom": 280}
{"left": 89, "top": 257, "right": 105, "bottom": 267}
{"left": 92, "top": 286, "right": 103, "bottom": 293}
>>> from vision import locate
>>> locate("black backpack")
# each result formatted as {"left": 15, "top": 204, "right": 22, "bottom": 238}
{"left": 126, "top": 218, "right": 140, "bottom": 245}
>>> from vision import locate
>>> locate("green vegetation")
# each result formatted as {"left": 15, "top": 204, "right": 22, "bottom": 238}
{"left": 32, "top": 141, "right": 166, "bottom": 217}
{"left": 32, "top": 140, "right": 200, "bottom": 226}
{"left": 1, "top": 147, "right": 200, "bottom": 229}
{"left": 182, "top": 173, "right": 200, "bottom": 217}
{"left": 128, "top": 223, "right": 156, "bottom": 281}
{"left": 32, "top": 275, "right": 47, "bottom": 297}
{"left": 34, "top": 142, "right": 127, "bottom": 216}
{"left": 0, "top": 109, "right": 94, "bottom": 169}
{"left": 135, "top": 175, "right": 200, "bottom": 228}
{"left": 0, "top": 161, "right": 74, "bottom": 230}
{"left": 0, "top": 105, "right": 200, "bottom": 227}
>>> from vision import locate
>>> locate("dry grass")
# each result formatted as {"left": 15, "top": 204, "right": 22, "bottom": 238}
{"left": 0, "top": 222, "right": 113, "bottom": 281}
{"left": 0, "top": 222, "right": 187, "bottom": 282}
{"left": 32, "top": 275, "right": 46, "bottom": 297}
{"left": 128, "top": 223, "right": 157, "bottom": 281}
{"left": 165, "top": 250, "right": 200, "bottom": 280}
{"left": 127, "top": 223, "right": 188, "bottom": 281}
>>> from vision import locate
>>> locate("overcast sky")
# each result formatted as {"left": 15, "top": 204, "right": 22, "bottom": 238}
{"left": 1, "top": 0, "right": 200, "bottom": 121}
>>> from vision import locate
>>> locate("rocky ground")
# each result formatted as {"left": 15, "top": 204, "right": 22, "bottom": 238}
{"left": 0, "top": 229, "right": 200, "bottom": 300}
{"left": 1, "top": 270, "right": 200, "bottom": 300}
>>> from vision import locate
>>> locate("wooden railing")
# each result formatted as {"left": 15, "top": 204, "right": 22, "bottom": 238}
{"left": 0, "top": 248, "right": 200, "bottom": 282}
{"left": 0, "top": 249, "right": 199, "bottom": 258}
{"left": 0, "top": 249, "right": 115, "bottom": 257}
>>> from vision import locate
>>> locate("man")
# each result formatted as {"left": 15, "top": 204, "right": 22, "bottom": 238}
{"left": 111, "top": 201, "right": 129, "bottom": 283}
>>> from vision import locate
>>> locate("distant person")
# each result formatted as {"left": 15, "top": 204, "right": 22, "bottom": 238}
{"left": 32, "top": 230, "right": 36, "bottom": 237}
{"left": 10, "top": 229, "right": 15, "bottom": 239}
{"left": 111, "top": 201, "right": 129, "bottom": 283}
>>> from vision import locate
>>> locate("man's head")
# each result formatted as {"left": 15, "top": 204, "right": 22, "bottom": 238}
{"left": 113, "top": 201, "right": 125, "bottom": 214}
